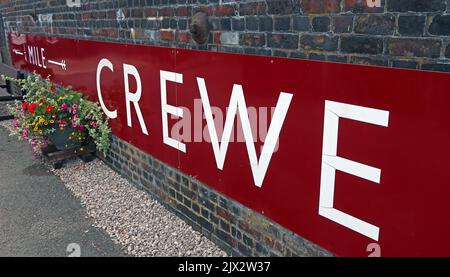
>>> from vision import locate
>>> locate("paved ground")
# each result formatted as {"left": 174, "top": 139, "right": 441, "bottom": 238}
{"left": 0, "top": 126, "right": 126, "bottom": 257}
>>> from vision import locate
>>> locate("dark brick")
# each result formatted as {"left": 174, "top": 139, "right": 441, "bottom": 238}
{"left": 327, "top": 55, "right": 348, "bottom": 63}
{"left": 255, "top": 242, "right": 270, "bottom": 256}
{"left": 220, "top": 219, "right": 231, "bottom": 232}
{"left": 309, "top": 53, "right": 327, "bottom": 61}
{"left": 240, "top": 33, "right": 266, "bottom": 47}
{"left": 274, "top": 16, "right": 291, "bottom": 31}
{"left": 273, "top": 50, "right": 289, "bottom": 57}
{"left": 220, "top": 18, "right": 231, "bottom": 30}
{"left": 300, "top": 34, "right": 338, "bottom": 51}
{"left": 239, "top": 1, "right": 267, "bottom": 16}
{"left": 216, "top": 228, "right": 233, "bottom": 246}
{"left": 421, "top": 62, "right": 450, "bottom": 72}
{"left": 293, "top": 16, "right": 310, "bottom": 31}
{"left": 387, "top": 38, "right": 442, "bottom": 58}
{"left": 237, "top": 242, "right": 253, "bottom": 256}
{"left": 391, "top": 60, "right": 419, "bottom": 69}
{"left": 259, "top": 17, "right": 273, "bottom": 31}
{"left": 267, "top": 0, "right": 301, "bottom": 15}
{"left": 192, "top": 202, "right": 200, "bottom": 213}
{"left": 290, "top": 51, "right": 307, "bottom": 59}
{"left": 354, "top": 15, "right": 395, "bottom": 35}
{"left": 312, "top": 16, "right": 330, "bottom": 32}
{"left": 268, "top": 33, "right": 299, "bottom": 49}
{"left": 388, "top": 0, "right": 446, "bottom": 12}
{"left": 341, "top": 35, "right": 383, "bottom": 54}
{"left": 302, "top": 0, "right": 341, "bottom": 13}
{"left": 333, "top": 15, "right": 353, "bottom": 33}
{"left": 243, "top": 234, "right": 254, "bottom": 248}
{"left": 246, "top": 16, "right": 258, "bottom": 31}
{"left": 445, "top": 44, "right": 450, "bottom": 59}
{"left": 198, "top": 196, "right": 216, "bottom": 211}
{"left": 197, "top": 215, "right": 214, "bottom": 232}
{"left": 201, "top": 207, "right": 209, "bottom": 219}
{"left": 231, "top": 17, "right": 245, "bottom": 31}
{"left": 350, "top": 55, "right": 388, "bottom": 66}
{"left": 398, "top": 16, "right": 425, "bottom": 36}
{"left": 344, "top": 0, "right": 385, "bottom": 13}
{"left": 429, "top": 15, "right": 450, "bottom": 36}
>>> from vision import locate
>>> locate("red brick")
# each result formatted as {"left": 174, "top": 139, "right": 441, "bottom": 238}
{"left": 214, "top": 5, "right": 235, "bottom": 16}
{"left": 176, "top": 6, "right": 192, "bottom": 17}
{"left": 144, "top": 8, "right": 157, "bottom": 17}
{"left": 193, "top": 6, "right": 213, "bottom": 16}
{"left": 177, "top": 32, "right": 191, "bottom": 43}
{"left": 159, "top": 7, "right": 174, "bottom": 17}
{"left": 160, "top": 29, "right": 175, "bottom": 41}
{"left": 302, "top": 0, "right": 341, "bottom": 13}
{"left": 213, "top": 32, "right": 221, "bottom": 44}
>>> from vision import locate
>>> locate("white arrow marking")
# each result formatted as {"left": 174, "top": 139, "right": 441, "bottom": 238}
{"left": 48, "top": 59, "right": 67, "bottom": 70}
{"left": 13, "top": 49, "right": 23, "bottom": 55}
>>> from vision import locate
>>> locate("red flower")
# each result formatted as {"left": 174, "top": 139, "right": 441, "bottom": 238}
{"left": 27, "top": 103, "right": 37, "bottom": 114}
{"left": 50, "top": 84, "right": 56, "bottom": 93}
{"left": 45, "top": 105, "right": 55, "bottom": 114}
{"left": 39, "top": 99, "right": 45, "bottom": 105}
{"left": 22, "top": 102, "right": 28, "bottom": 110}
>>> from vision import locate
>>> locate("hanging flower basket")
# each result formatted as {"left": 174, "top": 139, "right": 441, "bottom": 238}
{"left": 2, "top": 73, "right": 111, "bottom": 157}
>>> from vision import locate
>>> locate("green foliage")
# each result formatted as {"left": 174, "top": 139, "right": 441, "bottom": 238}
{"left": 2, "top": 72, "right": 112, "bottom": 156}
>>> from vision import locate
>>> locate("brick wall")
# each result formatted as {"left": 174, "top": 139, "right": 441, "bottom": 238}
{"left": 1, "top": 0, "right": 450, "bottom": 256}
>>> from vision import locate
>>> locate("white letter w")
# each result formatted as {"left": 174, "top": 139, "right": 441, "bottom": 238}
{"left": 197, "top": 77, "right": 293, "bottom": 188}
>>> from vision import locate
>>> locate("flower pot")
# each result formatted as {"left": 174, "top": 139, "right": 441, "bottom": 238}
{"left": 47, "top": 125, "right": 78, "bottom": 150}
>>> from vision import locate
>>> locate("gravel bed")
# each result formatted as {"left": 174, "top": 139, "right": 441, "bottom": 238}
{"left": 0, "top": 120, "right": 227, "bottom": 257}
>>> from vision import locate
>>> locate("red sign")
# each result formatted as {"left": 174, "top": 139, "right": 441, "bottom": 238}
{"left": 8, "top": 33, "right": 450, "bottom": 257}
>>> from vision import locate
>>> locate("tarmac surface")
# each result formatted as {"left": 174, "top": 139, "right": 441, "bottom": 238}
{"left": 0, "top": 125, "right": 126, "bottom": 257}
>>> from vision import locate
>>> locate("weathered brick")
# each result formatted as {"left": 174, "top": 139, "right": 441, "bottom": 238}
{"left": 293, "top": 16, "right": 310, "bottom": 31}
{"left": 387, "top": 38, "right": 442, "bottom": 58}
{"left": 246, "top": 16, "right": 258, "bottom": 31}
{"left": 214, "top": 5, "right": 236, "bottom": 17}
{"left": 240, "top": 33, "right": 266, "bottom": 47}
{"left": 259, "top": 17, "right": 273, "bottom": 31}
{"left": 421, "top": 62, "right": 450, "bottom": 72}
{"left": 391, "top": 59, "right": 419, "bottom": 69}
{"left": 341, "top": 35, "right": 383, "bottom": 54}
{"left": 312, "top": 16, "right": 330, "bottom": 32}
{"left": 231, "top": 17, "right": 245, "bottom": 31}
{"left": 274, "top": 16, "right": 291, "bottom": 31}
{"left": 267, "top": 0, "right": 301, "bottom": 15}
{"left": 445, "top": 44, "right": 450, "bottom": 59}
{"left": 344, "top": 0, "right": 384, "bottom": 13}
{"left": 268, "top": 33, "right": 299, "bottom": 49}
{"left": 300, "top": 34, "right": 338, "bottom": 51}
{"left": 333, "top": 15, "right": 353, "bottom": 33}
{"left": 429, "top": 15, "right": 450, "bottom": 36}
{"left": 398, "top": 16, "right": 425, "bottom": 36}
{"left": 388, "top": 0, "right": 446, "bottom": 12}
{"left": 239, "top": 1, "right": 267, "bottom": 16}
{"left": 302, "top": 0, "right": 341, "bottom": 13}
{"left": 354, "top": 15, "right": 395, "bottom": 35}
{"left": 175, "top": 6, "right": 192, "bottom": 17}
